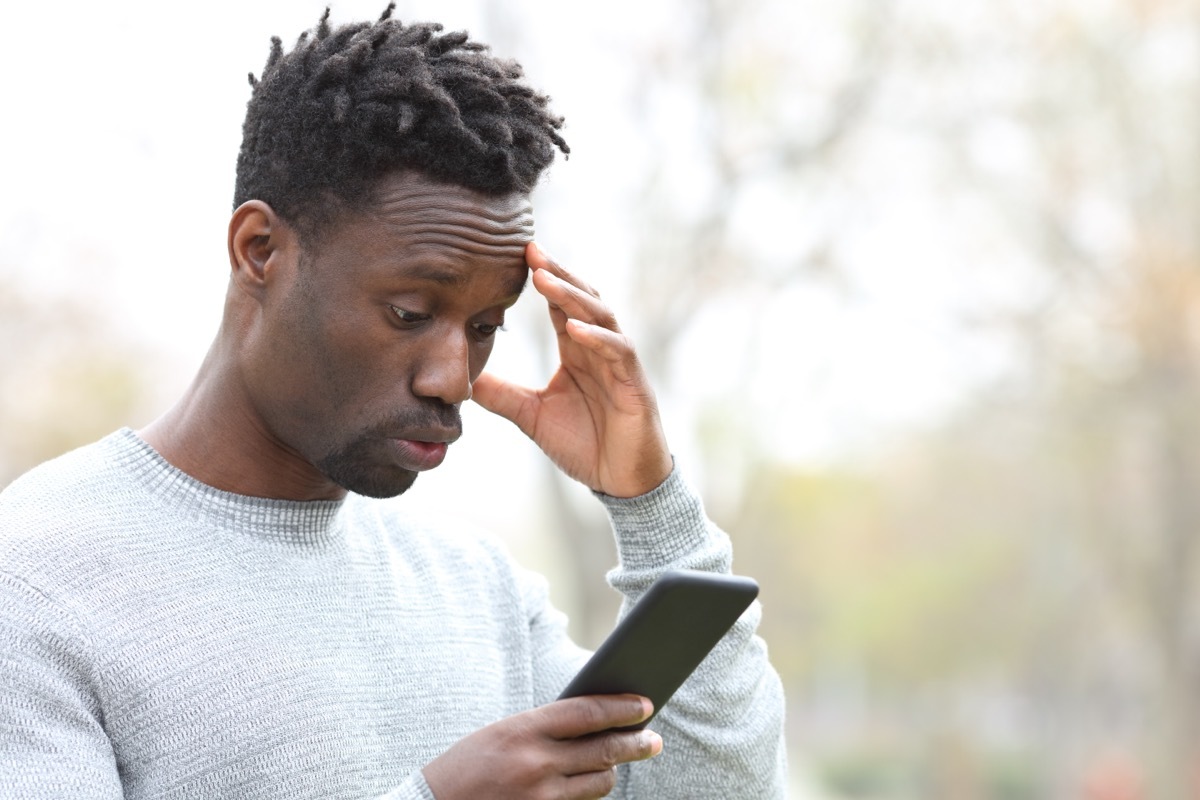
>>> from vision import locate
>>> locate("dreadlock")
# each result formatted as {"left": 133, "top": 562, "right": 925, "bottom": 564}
{"left": 234, "top": 4, "right": 569, "bottom": 243}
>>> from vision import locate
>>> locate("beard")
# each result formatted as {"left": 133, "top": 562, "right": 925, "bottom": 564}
{"left": 314, "top": 404, "right": 462, "bottom": 499}
{"left": 316, "top": 437, "right": 419, "bottom": 498}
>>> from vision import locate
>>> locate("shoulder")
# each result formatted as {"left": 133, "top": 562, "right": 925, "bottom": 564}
{"left": 1, "top": 433, "right": 122, "bottom": 507}
{"left": 0, "top": 430, "right": 145, "bottom": 591}
{"left": 0, "top": 432, "right": 130, "bottom": 529}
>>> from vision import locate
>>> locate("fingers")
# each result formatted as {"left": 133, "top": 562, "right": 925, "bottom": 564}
{"left": 526, "top": 241, "right": 601, "bottom": 298}
{"left": 527, "top": 243, "right": 620, "bottom": 335}
{"left": 471, "top": 371, "right": 537, "bottom": 434}
{"left": 559, "top": 728, "right": 663, "bottom": 776}
{"left": 563, "top": 321, "right": 641, "bottom": 385}
{"left": 548, "top": 699, "right": 663, "bottom": 794}
{"left": 539, "top": 695, "right": 653, "bottom": 739}
{"left": 547, "top": 731, "right": 662, "bottom": 799}
{"left": 525, "top": 243, "right": 644, "bottom": 388}
{"left": 560, "top": 768, "right": 621, "bottom": 799}
{"left": 422, "top": 696, "right": 663, "bottom": 800}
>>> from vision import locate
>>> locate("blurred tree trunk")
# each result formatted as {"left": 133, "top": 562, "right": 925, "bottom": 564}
{"left": 1139, "top": 270, "right": 1200, "bottom": 800}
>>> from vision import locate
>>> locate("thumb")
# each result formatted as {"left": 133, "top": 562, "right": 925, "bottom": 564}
{"left": 472, "top": 372, "right": 538, "bottom": 436}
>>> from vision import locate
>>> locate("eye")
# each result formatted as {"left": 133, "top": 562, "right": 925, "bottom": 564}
{"left": 472, "top": 320, "right": 506, "bottom": 340}
{"left": 389, "top": 306, "right": 430, "bottom": 328}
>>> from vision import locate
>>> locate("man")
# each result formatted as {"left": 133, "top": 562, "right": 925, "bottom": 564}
{"left": 0, "top": 7, "right": 786, "bottom": 799}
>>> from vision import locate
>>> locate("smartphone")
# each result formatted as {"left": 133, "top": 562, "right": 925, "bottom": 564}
{"left": 556, "top": 569, "right": 759, "bottom": 731}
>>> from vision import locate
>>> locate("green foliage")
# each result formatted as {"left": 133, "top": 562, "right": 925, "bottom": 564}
{"left": 815, "top": 748, "right": 1041, "bottom": 800}
{"left": 818, "top": 749, "right": 919, "bottom": 798}
{"left": 733, "top": 454, "right": 1041, "bottom": 688}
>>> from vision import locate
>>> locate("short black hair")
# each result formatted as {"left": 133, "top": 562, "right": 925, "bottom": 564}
{"left": 234, "top": 4, "right": 568, "bottom": 243}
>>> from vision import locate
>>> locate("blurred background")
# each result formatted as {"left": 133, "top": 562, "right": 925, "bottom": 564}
{"left": 2, "top": 0, "right": 1197, "bottom": 797}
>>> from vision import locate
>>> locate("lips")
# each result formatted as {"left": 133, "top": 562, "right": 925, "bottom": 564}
{"left": 388, "top": 432, "right": 456, "bottom": 472}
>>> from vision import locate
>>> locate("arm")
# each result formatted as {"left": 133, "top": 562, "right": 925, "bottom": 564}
{"left": 473, "top": 243, "right": 787, "bottom": 798}
{"left": 0, "top": 572, "right": 124, "bottom": 799}
{"left": 599, "top": 469, "right": 788, "bottom": 799}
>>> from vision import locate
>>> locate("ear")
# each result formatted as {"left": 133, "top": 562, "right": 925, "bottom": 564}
{"left": 227, "top": 200, "right": 296, "bottom": 302}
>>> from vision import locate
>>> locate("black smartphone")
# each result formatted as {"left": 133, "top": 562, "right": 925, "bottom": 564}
{"left": 556, "top": 569, "right": 759, "bottom": 731}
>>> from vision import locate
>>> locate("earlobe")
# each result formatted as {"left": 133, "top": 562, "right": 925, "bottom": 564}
{"left": 228, "top": 200, "right": 290, "bottom": 301}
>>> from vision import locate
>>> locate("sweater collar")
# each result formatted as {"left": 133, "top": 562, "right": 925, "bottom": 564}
{"left": 104, "top": 428, "right": 347, "bottom": 545}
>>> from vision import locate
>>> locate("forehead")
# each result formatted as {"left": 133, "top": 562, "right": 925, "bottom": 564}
{"left": 365, "top": 172, "right": 534, "bottom": 258}
{"left": 299, "top": 173, "right": 534, "bottom": 301}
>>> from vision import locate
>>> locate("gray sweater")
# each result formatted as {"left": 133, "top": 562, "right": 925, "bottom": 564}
{"left": 0, "top": 430, "right": 786, "bottom": 798}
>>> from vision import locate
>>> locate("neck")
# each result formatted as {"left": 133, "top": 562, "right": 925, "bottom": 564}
{"left": 139, "top": 328, "right": 348, "bottom": 502}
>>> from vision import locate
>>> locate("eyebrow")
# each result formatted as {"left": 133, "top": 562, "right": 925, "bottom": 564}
{"left": 407, "top": 266, "right": 530, "bottom": 301}
{"left": 409, "top": 267, "right": 469, "bottom": 287}
{"left": 505, "top": 271, "right": 531, "bottom": 298}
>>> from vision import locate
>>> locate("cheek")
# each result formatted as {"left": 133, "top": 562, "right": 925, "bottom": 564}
{"left": 267, "top": 295, "right": 379, "bottom": 418}
{"left": 319, "top": 319, "right": 404, "bottom": 406}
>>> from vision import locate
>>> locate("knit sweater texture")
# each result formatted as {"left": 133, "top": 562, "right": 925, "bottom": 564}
{"left": 0, "top": 430, "right": 786, "bottom": 798}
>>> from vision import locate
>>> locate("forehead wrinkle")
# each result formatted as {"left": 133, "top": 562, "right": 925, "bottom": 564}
{"left": 383, "top": 203, "right": 533, "bottom": 224}
{"left": 402, "top": 233, "right": 530, "bottom": 260}
{"left": 374, "top": 192, "right": 533, "bottom": 227}
{"left": 374, "top": 204, "right": 534, "bottom": 261}
{"left": 364, "top": 182, "right": 534, "bottom": 285}
{"left": 391, "top": 219, "right": 533, "bottom": 244}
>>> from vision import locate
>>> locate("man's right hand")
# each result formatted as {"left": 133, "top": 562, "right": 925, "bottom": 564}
{"left": 421, "top": 695, "right": 663, "bottom": 800}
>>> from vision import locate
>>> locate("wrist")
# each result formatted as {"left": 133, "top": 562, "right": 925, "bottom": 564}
{"left": 601, "top": 453, "right": 673, "bottom": 499}
{"left": 596, "top": 461, "right": 726, "bottom": 570}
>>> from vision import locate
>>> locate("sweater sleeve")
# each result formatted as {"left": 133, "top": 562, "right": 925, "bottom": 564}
{"left": 0, "top": 572, "right": 124, "bottom": 799}
{"left": 377, "top": 772, "right": 438, "bottom": 800}
{"left": 598, "top": 467, "right": 789, "bottom": 800}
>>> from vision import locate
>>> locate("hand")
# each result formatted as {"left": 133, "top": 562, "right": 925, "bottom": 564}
{"left": 421, "top": 695, "right": 663, "bottom": 800}
{"left": 473, "top": 243, "right": 673, "bottom": 498}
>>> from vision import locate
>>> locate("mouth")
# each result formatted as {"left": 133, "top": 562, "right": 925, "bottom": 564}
{"left": 387, "top": 428, "right": 460, "bottom": 472}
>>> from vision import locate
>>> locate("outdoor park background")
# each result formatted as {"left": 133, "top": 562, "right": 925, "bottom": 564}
{"left": 1, "top": 0, "right": 1197, "bottom": 797}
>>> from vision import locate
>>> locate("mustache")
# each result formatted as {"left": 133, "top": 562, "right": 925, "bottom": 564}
{"left": 365, "top": 403, "right": 463, "bottom": 439}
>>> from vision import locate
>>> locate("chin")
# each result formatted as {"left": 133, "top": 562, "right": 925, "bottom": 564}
{"left": 343, "top": 469, "right": 419, "bottom": 499}
{"left": 318, "top": 455, "right": 419, "bottom": 499}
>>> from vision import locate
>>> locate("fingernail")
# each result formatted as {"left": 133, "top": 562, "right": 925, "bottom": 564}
{"left": 642, "top": 730, "right": 663, "bottom": 757}
{"left": 639, "top": 697, "right": 654, "bottom": 720}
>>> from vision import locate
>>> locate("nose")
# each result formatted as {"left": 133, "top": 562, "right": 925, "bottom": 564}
{"left": 411, "top": 328, "right": 472, "bottom": 406}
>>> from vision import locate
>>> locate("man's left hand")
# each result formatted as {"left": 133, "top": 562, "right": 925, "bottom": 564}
{"left": 472, "top": 242, "right": 673, "bottom": 498}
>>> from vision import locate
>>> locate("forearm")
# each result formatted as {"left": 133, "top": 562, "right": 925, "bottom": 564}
{"left": 598, "top": 467, "right": 788, "bottom": 799}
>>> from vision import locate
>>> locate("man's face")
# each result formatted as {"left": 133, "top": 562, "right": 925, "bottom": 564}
{"left": 245, "top": 172, "right": 532, "bottom": 498}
